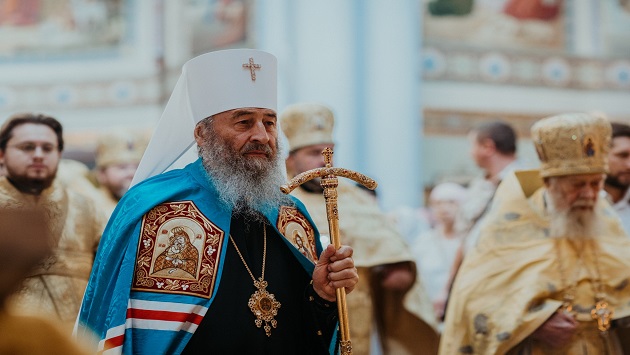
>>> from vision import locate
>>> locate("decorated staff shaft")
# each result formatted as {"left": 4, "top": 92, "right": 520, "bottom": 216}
{"left": 280, "top": 148, "right": 377, "bottom": 355}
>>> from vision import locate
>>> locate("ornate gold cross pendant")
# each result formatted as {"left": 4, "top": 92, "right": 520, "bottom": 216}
{"left": 248, "top": 278, "right": 281, "bottom": 337}
{"left": 591, "top": 300, "right": 613, "bottom": 334}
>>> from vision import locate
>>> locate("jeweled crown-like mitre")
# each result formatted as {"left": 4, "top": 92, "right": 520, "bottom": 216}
{"left": 280, "top": 103, "right": 335, "bottom": 153}
{"left": 531, "top": 112, "right": 611, "bottom": 178}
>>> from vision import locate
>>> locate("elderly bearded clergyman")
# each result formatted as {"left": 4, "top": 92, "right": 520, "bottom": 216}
{"left": 440, "top": 113, "right": 630, "bottom": 354}
{"left": 76, "top": 49, "right": 358, "bottom": 355}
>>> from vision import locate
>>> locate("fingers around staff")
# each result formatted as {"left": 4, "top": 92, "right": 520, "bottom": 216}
{"left": 327, "top": 245, "right": 353, "bottom": 262}
{"left": 327, "top": 274, "right": 358, "bottom": 293}
{"left": 326, "top": 251, "right": 358, "bottom": 290}
{"left": 327, "top": 268, "right": 358, "bottom": 288}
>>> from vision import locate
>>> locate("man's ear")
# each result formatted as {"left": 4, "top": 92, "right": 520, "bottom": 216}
{"left": 194, "top": 124, "right": 206, "bottom": 146}
{"left": 482, "top": 138, "right": 496, "bottom": 150}
{"left": 480, "top": 138, "right": 497, "bottom": 155}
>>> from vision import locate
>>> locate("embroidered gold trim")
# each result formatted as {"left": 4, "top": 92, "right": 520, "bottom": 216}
{"left": 277, "top": 206, "right": 318, "bottom": 263}
{"left": 133, "top": 201, "right": 224, "bottom": 298}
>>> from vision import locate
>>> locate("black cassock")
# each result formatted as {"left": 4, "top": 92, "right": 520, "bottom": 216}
{"left": 183, "top": 213, "right": 338, "bottom": 355}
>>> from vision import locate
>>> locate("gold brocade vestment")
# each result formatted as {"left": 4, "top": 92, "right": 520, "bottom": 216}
{"left": 0, "top": 177, "right": 107, "bottom": 329}
{"left": 56, "top": 159, "right": 118, "bottom": 218}
{"left": 0, "top": 310, "right": 90, "bottom": 354}
{"left": 440, "top": 170, "right": 630, "bottom": 355}
{"left": 292, "top": 182, "right": 439, "bottom": 355}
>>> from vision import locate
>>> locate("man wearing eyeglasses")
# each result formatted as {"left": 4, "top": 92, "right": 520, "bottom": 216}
{"left": 0, "top": 113, "right": 107, "bottom": 331}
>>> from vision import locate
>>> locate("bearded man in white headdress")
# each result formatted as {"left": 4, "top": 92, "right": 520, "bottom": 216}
{"left": 76, "top": 49, "right": 358, "bottom": 355}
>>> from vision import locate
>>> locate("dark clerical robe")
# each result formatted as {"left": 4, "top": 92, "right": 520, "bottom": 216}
{"left": 183, "top": 214, "right": 337, "bottom": 354}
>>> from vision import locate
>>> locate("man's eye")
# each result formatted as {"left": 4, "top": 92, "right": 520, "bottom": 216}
{"left": 15, "top": 144, "right": 56, "bottom": 153}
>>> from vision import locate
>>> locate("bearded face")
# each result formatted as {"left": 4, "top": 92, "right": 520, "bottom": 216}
{"left": 0, "top": 123, "right": 61, "bottom": 195}
{"left": 195, "top": 110, "right": 292, "bottom": 219}
{"left": 606, "top": 136, "right": 630, "bottom": 190}
{"left": 545, "top": 174, "right": 604, "bottom": 239}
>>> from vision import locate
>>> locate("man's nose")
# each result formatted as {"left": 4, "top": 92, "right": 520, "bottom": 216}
{"left": 580, "top": 186, "right": 597, "bottom": 199}
{"left": 250, "top": 121, "right": 270, "bottom": 144}
{"left": 32, "top": 146, "right": 46, "bottom": 158}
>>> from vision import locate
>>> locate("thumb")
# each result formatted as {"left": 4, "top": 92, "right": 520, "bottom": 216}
{"left": 317, "top": 244, "right": 336, "bottom": 265}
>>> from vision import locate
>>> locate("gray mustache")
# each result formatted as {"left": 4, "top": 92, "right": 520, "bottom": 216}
{"left": 241, "top": 143, "right": 272, "bottom": 155}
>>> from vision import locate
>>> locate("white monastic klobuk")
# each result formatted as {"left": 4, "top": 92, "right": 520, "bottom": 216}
{"left": 131, "top": 49, "right": 277, "bottom": 186}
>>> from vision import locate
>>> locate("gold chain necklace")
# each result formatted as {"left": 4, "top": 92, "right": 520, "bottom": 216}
{"left": 555, "top": 238, "right": 613, "bottom": 335}
{"left": 230, "top": 225, "right": 281, "bottom": 337}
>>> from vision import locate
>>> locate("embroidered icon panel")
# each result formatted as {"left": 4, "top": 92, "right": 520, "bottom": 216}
{"left": 132, "top": 201, "right": 225, "bottom": 299}
{"left": 277, "top": 206, "right": 318, "bottom": 264}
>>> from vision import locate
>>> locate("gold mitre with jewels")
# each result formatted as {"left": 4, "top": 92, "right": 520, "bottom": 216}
{"left": 280, "top": 103, "right": 335, "bottom": 152}
{"left": 531, "top": 112, "right": 611, "bottom": 178}
{"left": 95, "top": 129, "right": 148, "bottom": 168}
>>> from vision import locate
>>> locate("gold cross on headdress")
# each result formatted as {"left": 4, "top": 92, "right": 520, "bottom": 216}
{"left": 243, "top": 57, "right": 261, "bottom": 81}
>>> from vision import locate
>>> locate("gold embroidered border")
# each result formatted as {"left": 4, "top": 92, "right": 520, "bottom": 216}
{"left": 277, "top": 206, "right": 318, "bottom": 264}
{"left": 132, "top": 201, "right": 224, "bottom": 299}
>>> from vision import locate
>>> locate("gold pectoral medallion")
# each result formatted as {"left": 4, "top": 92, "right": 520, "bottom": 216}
{"left": 591, "top": 300, "right": 613, "bottom": 334}
{"left": 231, "top": 227, "right": 282, "bottom": 337}
{"left": 248, "top": 278, "right": 281, "bottom": 337}
{"left": 556, "top": 239, "right": 614, "bottom": 336}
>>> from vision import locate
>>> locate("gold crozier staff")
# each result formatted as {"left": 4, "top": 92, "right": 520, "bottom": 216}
{"left": 281, "top": 147, "right": 377, "bottom": 355}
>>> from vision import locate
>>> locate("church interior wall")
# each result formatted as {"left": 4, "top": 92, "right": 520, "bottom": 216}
{"left": 0, "top": 0, "right": 164, "bottom": 166}
{"left": 420, "top": 0, "right": 630, "bottom": 192}
{"left": 1, "top": 0, "right": 629, "bottom": 210}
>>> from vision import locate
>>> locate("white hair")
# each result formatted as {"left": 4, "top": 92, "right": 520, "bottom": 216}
{"left": 546, "top": 178, "right": 601, "bottom": 239}
{"left": 197, "top": 119, "right": 293, "bottom": 222}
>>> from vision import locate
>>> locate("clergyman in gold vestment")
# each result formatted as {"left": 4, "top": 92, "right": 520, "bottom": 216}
{"left": 281, "top": 103, "right": 440, "bottom": 355}
{"left": 0, "top": 209, "right": 91, "bottom": 354}
{"left": 0, "top": 113, "right": 107, "bottom": 330}
{"left": 440, "top": 113, "right": 630, "bottom": 354}
{"left": 92, "top": 129, "right": 147, "bottom": 217}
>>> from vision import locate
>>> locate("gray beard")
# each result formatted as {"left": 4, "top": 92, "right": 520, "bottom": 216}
{"left": 548, "top": 208, "right": 600, "bottom": 239}
{"left": 546, "top": 191, "right": 600, "bottom": 239}
{"left": 198, "top": 129, "right": 292, "bottom": 221}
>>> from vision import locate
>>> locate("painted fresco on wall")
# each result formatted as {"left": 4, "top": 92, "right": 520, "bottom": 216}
{"left": 423, "top": 0, "right": 564, "bottom": 53}
{"left": 0, "top": 0, "right": 127, "bottom": 59}
{"left": 422, "top": 0, "right": 630, "bottom": 90}
{"left": 185, "top": 0, "right": 251, "bottom": 56}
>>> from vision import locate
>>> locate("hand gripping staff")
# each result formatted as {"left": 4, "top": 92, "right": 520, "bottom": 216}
{"left": 280, "top": 148, "right": 377, "bottom": 355}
